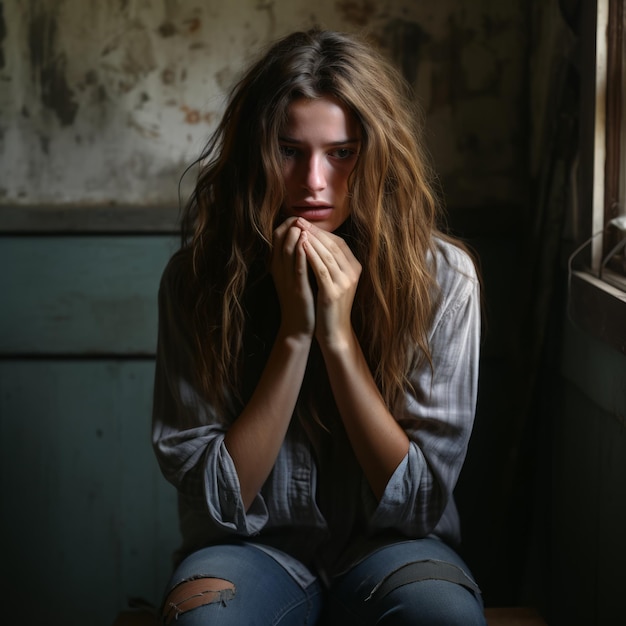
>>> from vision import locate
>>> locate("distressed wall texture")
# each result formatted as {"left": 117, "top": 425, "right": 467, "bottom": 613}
{"left": 0, "top": 0, "right": 527, "bottom": 210}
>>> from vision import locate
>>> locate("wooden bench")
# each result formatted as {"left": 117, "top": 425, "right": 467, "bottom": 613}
{"left": 484, "top": 607, "right": 548, "bottom": 625}
{"left": 113, "top": 606, "right": 548, "bottom": 625}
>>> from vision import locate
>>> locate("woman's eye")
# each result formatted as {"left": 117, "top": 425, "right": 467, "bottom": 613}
{"left": 279, "top": 145, "right": 297, "bottom": 158}
{"left": 331, "top": 148, "right": 354, "bottom": 159}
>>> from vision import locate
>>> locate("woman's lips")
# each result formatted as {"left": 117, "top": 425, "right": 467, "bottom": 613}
{"left": 288, "top": 205, "right": 333, "bottom": 220}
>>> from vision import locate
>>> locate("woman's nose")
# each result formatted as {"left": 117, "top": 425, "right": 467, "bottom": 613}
{"left": 303, "top": 155, "right": 326, "bottom": 192}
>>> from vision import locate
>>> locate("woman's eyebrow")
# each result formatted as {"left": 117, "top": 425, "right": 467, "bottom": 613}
{"left": 278, "top": 136, "right": 361, "bottom": 145}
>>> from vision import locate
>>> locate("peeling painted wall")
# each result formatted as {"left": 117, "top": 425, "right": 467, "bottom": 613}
{"left": 0, "top": 0, "right": 527, "bottom": 209}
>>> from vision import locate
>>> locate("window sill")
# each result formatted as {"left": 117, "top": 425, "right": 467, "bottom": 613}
{"left": 600, "top": 266, "right": 626, "bottom": 292}
{"left": 569, "top": 270, "right": 626, "bottom": 355}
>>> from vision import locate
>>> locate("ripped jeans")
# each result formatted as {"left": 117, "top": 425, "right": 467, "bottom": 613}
{"left": 160, "top": 538, "right": 486, "bottom": 625}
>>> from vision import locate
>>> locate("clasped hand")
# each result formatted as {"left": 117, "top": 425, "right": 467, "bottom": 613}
{"left": 270, "top": 217, "right": 362, "bottom": 349}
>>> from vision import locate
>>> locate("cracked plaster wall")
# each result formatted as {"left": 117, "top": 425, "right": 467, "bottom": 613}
{"left": 0, "top": 0, "right": 528, "bottom": 210}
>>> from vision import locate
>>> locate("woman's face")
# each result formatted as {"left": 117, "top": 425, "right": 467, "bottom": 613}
{"left": 279, "top": 96, "right": 361, "bottom": 232}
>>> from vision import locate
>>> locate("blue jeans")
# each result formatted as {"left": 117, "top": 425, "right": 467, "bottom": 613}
{"left": 161, "top": 538, "right": 486, "bottom": 625}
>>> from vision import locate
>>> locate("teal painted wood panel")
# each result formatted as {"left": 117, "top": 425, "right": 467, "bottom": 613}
{"left": 0, "top": 236, "right": 178, "bottom": 355}
{"left": 0, "top": 359, "right": 180, "bottom": 625}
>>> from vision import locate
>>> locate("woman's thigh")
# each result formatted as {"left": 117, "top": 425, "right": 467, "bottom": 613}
{"left": 161, "top": 543, "right": 323, "bottom": 625}
{"left": 326, "top": 538, "right": 486, "bottom": 626}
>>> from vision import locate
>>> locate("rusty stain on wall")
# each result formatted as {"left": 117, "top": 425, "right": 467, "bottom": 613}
{"left": 180, "top": 104, "right": 201, "bottom": 124}
{"left": 184, "top": 17, "right": 201, "bottom": 35}
{"left": 180, "top": 104, "right": 216, "bottom": 125}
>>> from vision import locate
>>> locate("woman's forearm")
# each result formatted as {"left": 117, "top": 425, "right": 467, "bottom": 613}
{"left": 320, "top": 331, "right": 410, "bottom": 500}
{"left": 224, "top": 331, "right": 312, "bottom": 510}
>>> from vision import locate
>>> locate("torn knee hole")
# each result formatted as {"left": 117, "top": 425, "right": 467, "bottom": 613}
{"left": 163, "top": 577, "right": 236, "bottom": 624}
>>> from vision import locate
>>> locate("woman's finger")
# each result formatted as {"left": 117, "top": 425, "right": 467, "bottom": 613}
{"left": 296, "top": 218, "right": 357, "bottom": 273}
{"left": 301, "top": 231, "right": 334, "bottom": 287}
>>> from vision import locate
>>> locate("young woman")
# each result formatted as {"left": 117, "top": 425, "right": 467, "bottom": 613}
{"left": 152, "top": 28, "right": 485, "bottom": 625}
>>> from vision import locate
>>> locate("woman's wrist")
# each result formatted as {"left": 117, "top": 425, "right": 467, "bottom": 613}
{"left": 317, "top": 327, "right": 357, "bottom": 359}
{"left": 277, "top": 325, "right": 315, "bottom": 350}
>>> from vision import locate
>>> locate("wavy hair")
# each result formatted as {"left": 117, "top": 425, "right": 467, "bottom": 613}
{"left": 174, "top": 28, "right": 451, "bottom": 418}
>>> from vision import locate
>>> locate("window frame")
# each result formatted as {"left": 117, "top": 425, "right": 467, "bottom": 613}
{"left": 569, "top": 0, "right": 626, "bottom": 355}
{"left": 597, "top": 0, "right": 626, "bottom": 283}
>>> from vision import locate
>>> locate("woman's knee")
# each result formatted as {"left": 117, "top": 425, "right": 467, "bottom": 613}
{"left": 376, "top": 578, "right": 486, "bottom": 626}
{"left": 161, "top": 544, "right": 323, "bottom": 625}
{"left": 162, "top": 577, "right": 236, "bottom": 624}
{"left": 329, "top": 559, "right": 486, "bottom": 626}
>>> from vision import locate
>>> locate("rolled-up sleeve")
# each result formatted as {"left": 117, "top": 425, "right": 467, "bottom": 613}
{"left": 151, "top": 261, "right": 268, "bottom": 537}
{"left": 368, "top": 243, "right": 481, "bottom": 538}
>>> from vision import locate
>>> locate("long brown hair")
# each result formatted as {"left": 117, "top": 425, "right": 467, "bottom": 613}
{"left": 174, "top": 28, "right": 451, "bottom": 418}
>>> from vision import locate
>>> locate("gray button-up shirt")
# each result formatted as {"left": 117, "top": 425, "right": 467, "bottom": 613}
{"left": 152, "top": 238, "right": 480, "bottom": 588}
